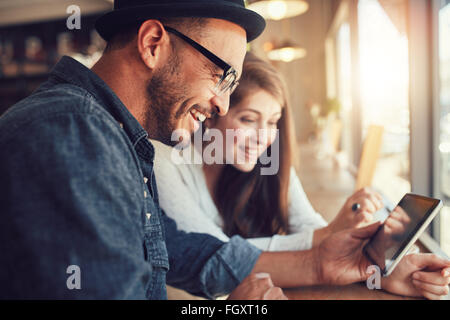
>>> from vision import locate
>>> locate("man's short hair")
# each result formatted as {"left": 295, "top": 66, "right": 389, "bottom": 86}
{"left": 104, "top": 17, "right": 209, "bottom": 52}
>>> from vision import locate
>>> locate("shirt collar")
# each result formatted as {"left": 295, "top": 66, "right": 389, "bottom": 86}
{"left": 49, "top": 56, "right": 155, "bottom": 162}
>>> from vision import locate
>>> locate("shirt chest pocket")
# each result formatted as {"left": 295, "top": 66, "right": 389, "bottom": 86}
{"left": 143, "top": 197, "right": 170, "bottom": 271}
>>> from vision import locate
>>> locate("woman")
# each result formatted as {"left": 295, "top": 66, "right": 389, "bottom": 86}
{"left": 153, "top": 52, "right": 383, "bottom": 251}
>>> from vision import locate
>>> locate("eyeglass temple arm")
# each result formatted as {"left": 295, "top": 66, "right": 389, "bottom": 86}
{"left": 164, "top": 26, "right": 232, "bottom": 73}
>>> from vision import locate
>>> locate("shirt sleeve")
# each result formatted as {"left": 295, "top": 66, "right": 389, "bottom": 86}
{"left": 163, "top": 213, "right": 261, "bottom": 299}
{"left": 0, "top": 111, "right": 151, "bottom": 299}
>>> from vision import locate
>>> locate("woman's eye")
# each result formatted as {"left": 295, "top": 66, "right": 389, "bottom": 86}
{"left": 241, "top": 118, "right": 256, "bottom": 123}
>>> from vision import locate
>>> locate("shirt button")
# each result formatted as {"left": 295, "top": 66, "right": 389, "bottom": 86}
{"left": 119, "top": 122, "right": 124, "bottom": 129}
{"left": 143, "top": 177, "right": 148, "bottom": 184}
{"left": 146, "top": 213, "right": 151, "bottom": 220}
{"left": 144, "top": 190, "right": 148, "bottom": 198}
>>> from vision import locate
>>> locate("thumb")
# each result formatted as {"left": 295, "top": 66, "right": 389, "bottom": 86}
{"left": 412, "top": 253, "right": 450, "bottom": 270}
{"left": 351, "top": 221, "right": 382, "bottom": 240}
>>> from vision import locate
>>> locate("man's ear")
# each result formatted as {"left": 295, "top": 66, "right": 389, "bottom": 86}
{"left": 137, "top": 20, "right": 168, "bottom": 70}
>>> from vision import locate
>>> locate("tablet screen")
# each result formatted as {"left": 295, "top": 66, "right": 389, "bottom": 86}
{"left": 363, "top": 194, "right": 441, "bottom": 273}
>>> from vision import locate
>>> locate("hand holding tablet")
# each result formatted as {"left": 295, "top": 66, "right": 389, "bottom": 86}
{"left": 363, "top": 193, "right": 443, "bottom": 276}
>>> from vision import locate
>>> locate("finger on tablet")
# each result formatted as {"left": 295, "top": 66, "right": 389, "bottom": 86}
{"left": 351, "top": 221, "right": 382, "bottom": 239}
{"left": 390, "top": 209, "right": 411, "bottom": 224}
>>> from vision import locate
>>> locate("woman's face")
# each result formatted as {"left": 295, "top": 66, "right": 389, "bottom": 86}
{"left": 208, "top": 89, "right": 282, "bottom": 172}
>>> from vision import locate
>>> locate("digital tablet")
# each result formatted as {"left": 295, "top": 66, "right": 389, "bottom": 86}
{"left": 363, "top": 193, "right": 443, "bottom": 276}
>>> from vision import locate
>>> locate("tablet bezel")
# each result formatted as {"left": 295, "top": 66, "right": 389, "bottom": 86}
{"left": 363, "top": 193, "right": 442, "bottom": 276}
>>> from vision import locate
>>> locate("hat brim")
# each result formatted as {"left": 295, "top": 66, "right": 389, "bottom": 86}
{"left": 95, "top": 3, "right": 266, "bottom": 42}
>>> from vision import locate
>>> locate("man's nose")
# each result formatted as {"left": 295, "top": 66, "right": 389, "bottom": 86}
{"left": 210, "top": 91, "right": 230, "bottom": 116}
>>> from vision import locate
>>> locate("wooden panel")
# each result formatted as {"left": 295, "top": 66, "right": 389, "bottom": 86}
{"left": 355, "top": 125, "right": 384, "bottom": 190}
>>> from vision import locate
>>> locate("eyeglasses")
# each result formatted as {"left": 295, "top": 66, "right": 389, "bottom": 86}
{"left": 164, "top": 26, "right": 240, "bottom": 96}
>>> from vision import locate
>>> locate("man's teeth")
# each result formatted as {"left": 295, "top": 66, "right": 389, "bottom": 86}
{"left": 190, "top": 109, "right": 207, "bottom": 122}
{"left": 198, "top": 114, "right": 206, "bottom": 122}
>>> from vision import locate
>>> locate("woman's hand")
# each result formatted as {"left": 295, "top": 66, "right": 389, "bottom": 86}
{"left": 228, "top": 273, "right": 288, "bottom": 300}
{"left": 329, "top": 188, "right": 384, "bottom": 233}
{"left": 313, "top": 188, "right": 384, "bottom": 246}
{"left": 381, "top": 253, "right": 450, "bottom": 300}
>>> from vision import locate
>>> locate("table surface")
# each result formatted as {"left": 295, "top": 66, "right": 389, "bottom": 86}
{"left": 284, "top": 283, "right": 416, "bottom": 300}
{"left": 168, "top": 283, "right": 417, "bottom": 300}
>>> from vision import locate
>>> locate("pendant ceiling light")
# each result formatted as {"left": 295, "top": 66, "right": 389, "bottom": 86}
{"left": 247, "top": 0, "right": 309, "bottom": 21}
{"left": 266, "top": 40, "right": 307, "bottom": 62}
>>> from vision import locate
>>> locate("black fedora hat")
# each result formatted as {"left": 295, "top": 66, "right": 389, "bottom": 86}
{"left": 95, "top": 0, "right": 266, "bottom": 42}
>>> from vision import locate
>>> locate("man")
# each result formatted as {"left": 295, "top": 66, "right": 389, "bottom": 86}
{"left": 0, "top": 0, "right": 449, "bottom": 299}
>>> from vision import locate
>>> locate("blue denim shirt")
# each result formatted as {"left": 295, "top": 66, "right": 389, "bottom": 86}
{"left": 0, "top": 56, "right": 261, "bottom": 299}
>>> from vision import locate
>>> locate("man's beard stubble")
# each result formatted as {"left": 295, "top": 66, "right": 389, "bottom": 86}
{"left": 144, "top": 51, "right": 189, "bottom": 146}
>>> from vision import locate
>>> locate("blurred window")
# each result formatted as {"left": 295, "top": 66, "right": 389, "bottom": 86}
{"left": 336, "top": 23, "right": 354, "bottom": 162}
{"left": 358, "top": 0, "right": 411, "bottom": 203}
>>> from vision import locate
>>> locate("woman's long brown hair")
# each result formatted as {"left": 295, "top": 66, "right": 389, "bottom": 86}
{"left": 214, "top": 52, "right": 297, "bottom": 238}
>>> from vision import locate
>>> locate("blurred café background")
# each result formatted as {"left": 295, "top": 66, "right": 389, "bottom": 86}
{"left": 0, "top": 0, "right": 449, "bottom": 257}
